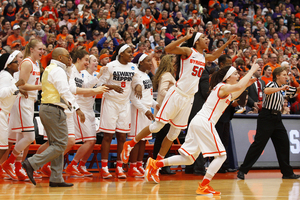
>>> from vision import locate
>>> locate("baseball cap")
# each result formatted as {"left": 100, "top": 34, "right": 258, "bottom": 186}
{"left": 149, "top": 1, "right": 155, "bottom": 4}
{"left": 11, "top": 41, "right": 21, "bottom": 48}
{"left": 161, "top": 27, "right": 167, "bottom": 30}
{"left": 155, "top": 46, "right": 163, "bottom": 52}
{"left": 13, "top": 25, "right": 20, "bottom": 30}
{"left": 224, "top": 30, "right": 231, "bottom": 34}
{"left": 80, "top": 32, "right": 86, "bottom": 36}
{"left": 77, "top": 36, "right": 85, "bottom": 42}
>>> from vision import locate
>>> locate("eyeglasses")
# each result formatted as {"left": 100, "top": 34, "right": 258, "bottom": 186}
{"left": 271, "top": 57, "right": 277, "bottom": 59}
{"left": 61, "top": 54, "right": 71, "bottom": 60}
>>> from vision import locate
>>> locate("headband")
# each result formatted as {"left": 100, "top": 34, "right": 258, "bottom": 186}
{"left": 118, "top": 44, "right": 130, "bottom": 55}
{"left": 223, "top": 66, "right": 236, "bottom": 81}
{"left": 138, "top": 54, "right": 148, "bottom": 65}
{"left": 193, "top": 32, "right": 202, "bottom": 46}
{"left": 4, "top": 50, "right": 21, "bottom": 69}
{"left": 117, "top": 44, "right": 130, "bottom": 60}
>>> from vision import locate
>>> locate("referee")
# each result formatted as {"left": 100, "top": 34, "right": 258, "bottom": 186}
{"left": 237, "top": 67, "right": 300, "bottom": 180}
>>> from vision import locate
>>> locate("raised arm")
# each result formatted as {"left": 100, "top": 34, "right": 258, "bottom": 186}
{"left": 220, "top": 63, "right": 260, "bottom": 99}
{"left": 164, "top": 28, "right": 193, "bottom": 57}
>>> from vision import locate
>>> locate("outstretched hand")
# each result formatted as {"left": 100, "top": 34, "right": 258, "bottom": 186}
{"left": 228, "top": 35, "right": 237, "bottom": 43}
{"left": 185, "top": 28, "right": 194, "bottom": 40}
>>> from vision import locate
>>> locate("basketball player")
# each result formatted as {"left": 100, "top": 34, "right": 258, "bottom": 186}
{"left": 128, "top": 53, "right": 158, "bottom": 178}
{"left": 98, "top": 44, "right": 143, "bottom": 179}
{"left": 145, "top": 63, "right": 260, "bottom": 195}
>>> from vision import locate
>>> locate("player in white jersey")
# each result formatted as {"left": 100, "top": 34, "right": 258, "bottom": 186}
{"left": 145, "top": 63, "right": 260, "bottom": 195}
{"left": 127, "top": 53, "right": 158, "bottom": 178}
{"left": 0, "top": 52, "right": 27, "bottom": 179}
{"left": 65, "top": 48, "right": 108, "bottom": 177}
{"left": 98, "top": 44, "right": 143, "bottom": 179}
{"left": 122, "top": 29, "right": 237, "bottom": 183}
{"left": 1, "top": 39, "right": 43, "bottom": 181}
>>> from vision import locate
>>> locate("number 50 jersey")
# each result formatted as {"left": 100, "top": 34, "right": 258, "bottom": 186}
{"left": 98, "top": 60, "right": 142, "bottom": 104}
{"left": 176, "top": 48, "right": 205, "bottom": 95}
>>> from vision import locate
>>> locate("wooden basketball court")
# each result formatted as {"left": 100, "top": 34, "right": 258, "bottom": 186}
{"left": 0, "top": 169, "right": 299, "bottom": 199}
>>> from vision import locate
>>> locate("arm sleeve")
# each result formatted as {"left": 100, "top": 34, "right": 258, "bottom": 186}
{"left": 130, "top": 92, "right": 148, "bottom": 114}
{"left": 131, "top": 71, "right": 143, "bottom": 89}
{"left": 68, "top": 70, "right": 77, "bottom": 94}
{"left": 158, "top": 73, "right": 174, "bottom": 98}
{"left": 0, "top": 76, "right": 18, "bottom": 99}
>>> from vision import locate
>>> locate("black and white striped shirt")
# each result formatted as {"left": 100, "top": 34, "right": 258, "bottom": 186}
{"left": 263, "top": 82, "right": 297, "bottom": 111}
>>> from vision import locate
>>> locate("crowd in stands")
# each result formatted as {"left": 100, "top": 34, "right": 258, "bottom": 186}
{"left": 1, "top": 0, "right": 300, "bottom": 113}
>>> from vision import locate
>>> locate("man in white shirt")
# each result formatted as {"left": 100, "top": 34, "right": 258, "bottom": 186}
{"left": 22, "top": 48, "right": 85, "bottom": 187}
{"left": 58, "top": 13, "right": 72, "bottom": 31}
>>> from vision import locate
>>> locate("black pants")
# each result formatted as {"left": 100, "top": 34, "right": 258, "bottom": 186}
{"left": 153, "top": 124, "right": 171, "bottom": 159}
{"left": 239, "top": 108, "right": 294, "bottom": 176}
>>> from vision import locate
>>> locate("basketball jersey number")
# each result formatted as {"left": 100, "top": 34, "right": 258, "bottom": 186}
{"left": 150, "top": 88, "right": 153, "bottom": 95}
{"left": 191, "top": 66, "right": 203, "bottom": 78}
{"left": 121, "top": 81, "right": 126, "bottom": 88}
{"left": 35, "top": 77, "right": 39, "bottom": 85}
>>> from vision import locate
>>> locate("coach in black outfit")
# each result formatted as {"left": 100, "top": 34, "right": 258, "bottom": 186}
{"left": 238, "top": 67, "right": 300, "bottom": 180}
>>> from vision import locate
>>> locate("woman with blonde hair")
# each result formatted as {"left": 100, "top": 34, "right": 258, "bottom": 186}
{"left": 151, "top": 54, "right": 177, "bottom": 174}
{"left": 2, "top": 39, "right": 43, "bottom": 181}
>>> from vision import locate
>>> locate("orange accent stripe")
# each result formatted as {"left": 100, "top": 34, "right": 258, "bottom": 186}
{"left": 169, "top": 120, "right": 187, "bottom": 128}
{"left": 203, "top": 151, "right": 226, "bottom": 155}
{"left": 99, "top": 127, "right": 115, "bottom": 131}
{"left": 135, "top": 109, "right": 138, "bottom": 137}
{"left": 68, "top": 134, "right": 75, "bottom": 136}
{"left": 0, "top": 145, "right": 9, "bottom": 147}
{"left": 180, "top": 148, "right": 195, "bottom": 161}
{"left": 116, "top": 128, "right": 130, "bottom": 132}
{"left": 18, "top": 97, "right": 24, "bottom": 131}
{"left": 8, "top": 138, "right": 17, "bottom": 141}
{"left": 210, "top": 122, "right": 221, "bottom": 155}
{"left": 217, "top": 84, "right": 229, "bottom": 99}
{"left": 99, "top": 97, "right": 105, "bottom": 128}
{"left": 11, "top": 126, "right": 34, "bottom": 130}
{"left": 155, "top": 117, "right": 169, "bottom": 122}
{"left": 208, "top": 98, "right": 220, "bottom": 121}
{"left": 158, "top": 90, "right": 175, "bottom": 120}
{"left": 76, "top": 113, "right": 84, "bottom": 141}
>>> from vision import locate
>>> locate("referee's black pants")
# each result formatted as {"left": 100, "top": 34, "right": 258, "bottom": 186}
{"left": 239, "top": 108, "right": 294, "bottom": 176}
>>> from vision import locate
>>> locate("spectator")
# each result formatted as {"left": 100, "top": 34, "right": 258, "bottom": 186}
{"left": 7, "top": 25, "right": 26, "bottom": 47}
{"left": 247, "top": 66, "right": 265, "bottom": 112}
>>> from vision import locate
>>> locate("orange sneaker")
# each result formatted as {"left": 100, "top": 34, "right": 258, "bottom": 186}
{"left": 2, "top": 162, "right": 18, "bottom": 181}
{"left": 128, "top": 167, "right": 144, "bottom": 178}
{"left": 116, "top": 166, "right": 126, "bottom": 179}
{"left": 0, "top": 168, "right": 9, "bottom": 179}
{"left": 121, "top": 141, "right": 133, "bottom": 164}
{"left": 41, "top": 163, "right": 51, "bottom": 177}
{"left": 151, "top": 168, "right": 160, "bottom": 184}
{"left": 145, "top": 157, "right": 159, "bottom": 182}
{"left": 196, "top": 183, "right": 221, "bottom": 196}
{"left": 101, "top": 167, "right": 112, "bottom": 179}
{"left": 137, "top": 166, "right": 145, "bottom": 175}
{"left": 33, "top": 171, "right": 42, "bottom": 179}
{"left": 15, "top": 167, "right": 29, "bottom": 181}
{"left": 78, "top": 165, "right": 93, "bottom": 177}
{"left": 65, "top": 164, "right": 84, "bottom": 178}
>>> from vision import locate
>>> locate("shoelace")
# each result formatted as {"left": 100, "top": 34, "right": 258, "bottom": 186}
{"left": 72, "top": 165, "right": 80, "bottom": 173}
{"left": 80, "top": 165, "right": 88, "bottom": 172}
{"left": 102, "top": 167, "right": 110, "bottom": 173}
{"left": 117, "top": 166, "right": 124, "bottom": 173}
{"left": 9, "top": 163, "right": 16, "bottom": 172}
{"left": 19, "top": 168, "right": 27, "bottom": 176}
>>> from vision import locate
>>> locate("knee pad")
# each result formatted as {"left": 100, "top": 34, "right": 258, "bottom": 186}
{"left": 166, "top": 126, "right": 181, "bottom": 141}
{"left": 149, "top": 121, "right": 164, "bottom": 133}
